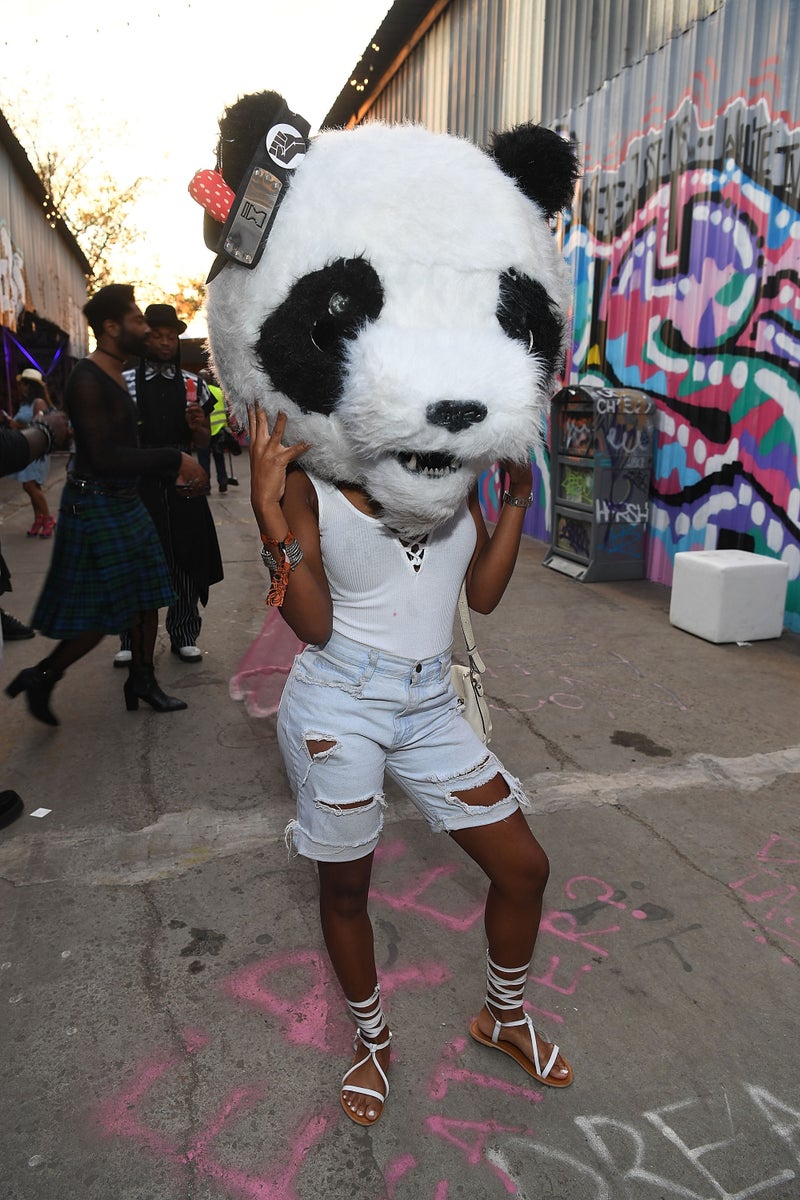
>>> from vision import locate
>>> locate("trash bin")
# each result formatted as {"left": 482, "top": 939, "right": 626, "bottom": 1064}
{"left": 543, "top": 385, "right": 656, "bottom": 582}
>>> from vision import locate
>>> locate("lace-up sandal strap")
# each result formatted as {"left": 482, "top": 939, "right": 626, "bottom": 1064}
{"left": 341, "top": 1031, "right": 392, "bottom": 1104}
{"left": 484, "top": 953, "right": 560, "bottom": 1080}
{"left": 346, "top": 984, "right": 387, "bottom": 1043}
{"left": 485, "top": 952, "right": 531, "bottom": 1038}
{"left": 342, "top": 986, "right": 392, "bottom": 1122}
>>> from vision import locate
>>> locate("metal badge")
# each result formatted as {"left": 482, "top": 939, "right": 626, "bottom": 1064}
{"left": 223, "top": 169, "right": 283, "bottom": 266}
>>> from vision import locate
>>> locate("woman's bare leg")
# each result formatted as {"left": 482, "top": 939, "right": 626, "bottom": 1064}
{"left": 450, "top": 803, "right": 571, "bottom": 1083}
{"left": 318, "top": 853, "right": 391, "bottom": 1121}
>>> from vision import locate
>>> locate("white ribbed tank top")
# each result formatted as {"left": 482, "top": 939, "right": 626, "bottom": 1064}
{"left": 309, "top": 474, "right": 477, "bottom": 658}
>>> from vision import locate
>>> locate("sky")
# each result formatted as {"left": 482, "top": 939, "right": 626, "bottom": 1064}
{"left": 0, "top": 0, "right": 394, "bottom": 332}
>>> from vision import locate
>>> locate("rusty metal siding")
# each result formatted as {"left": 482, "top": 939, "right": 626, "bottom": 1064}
{"left": 0, "top": 136, "right": 88, "bottom": 353}
{"left": 359, "top": 0, "right": 721, "bottom": 139}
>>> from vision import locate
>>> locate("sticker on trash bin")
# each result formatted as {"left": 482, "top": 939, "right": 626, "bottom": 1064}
{"left": 29, "top": 807, "right": 51, "bottom": 818}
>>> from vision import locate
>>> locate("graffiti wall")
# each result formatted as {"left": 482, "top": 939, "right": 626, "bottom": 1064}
{"left": 558, "top": 0, "right": 800, "bottom": 629}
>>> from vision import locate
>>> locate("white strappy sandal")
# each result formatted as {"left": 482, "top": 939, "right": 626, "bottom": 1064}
{"left": 468, "top": 953, "right": 572, "bottom": 1087}
{"left": 341, "top": 985, "right": 392, "bottom": 1126}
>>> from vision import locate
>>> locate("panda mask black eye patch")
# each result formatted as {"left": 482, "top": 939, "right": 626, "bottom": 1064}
{"left": 255, "top": 257, "right": 384, "bottom": 415}
{"left": 497, "top": 269, "right": 565, "bottom": 377}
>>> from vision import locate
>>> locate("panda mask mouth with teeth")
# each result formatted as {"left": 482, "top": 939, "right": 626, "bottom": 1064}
{"left": 192, "top": 91, "right": 579, "bottom": 539}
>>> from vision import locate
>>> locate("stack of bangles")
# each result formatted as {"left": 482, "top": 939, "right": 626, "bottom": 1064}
{"left": 260, "top": 531, "right": 303, "bottom": 606}
{"left": 31, "top": 418, "right": 56, "bottom": 455}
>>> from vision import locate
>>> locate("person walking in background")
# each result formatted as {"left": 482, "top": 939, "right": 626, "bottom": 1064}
{"left": 197, "top": 372, "right": 233, "bottom": 493}
{"left": 11, "top": 368, "right": 57, "bottom": 538}
{"left": 113, "top": 305, "right": 223, "bottom": 668}
{"left": 5, "top": 284, "right": 208, "bottom": 726}
{"left": 0, "top": 408, "right": 68, "bottom": 826}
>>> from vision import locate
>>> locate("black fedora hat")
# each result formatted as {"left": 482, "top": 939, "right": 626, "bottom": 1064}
{"left": 144, "top": 304, "right": 187, "bottom": 334}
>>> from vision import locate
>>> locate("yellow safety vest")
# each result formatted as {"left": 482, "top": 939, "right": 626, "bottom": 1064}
{"left": 207, "top": 385, "right": 228, "bottom": 437}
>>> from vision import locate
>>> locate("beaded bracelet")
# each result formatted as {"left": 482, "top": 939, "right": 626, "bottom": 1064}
{"left": 260, "top": 531, "right": 303, "bottom": 606}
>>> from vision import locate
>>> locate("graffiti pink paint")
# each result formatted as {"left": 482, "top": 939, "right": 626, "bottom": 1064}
{"left": 96, "top": 1028, "right": 333, "bottom": 1200}
{"left": 426, "top": 1116, "right": 535, "bottom": 1195}
{"left": 428, "top": 1035, "right": 543, "bottom": 1105}
{"left": 371, "top": 863, "right": 485, "bottom": 932}
{"left": 221, "top": 948, "right": 452, "bottom": 1052}
{"left": 729, "top": 834, "right": 800, "bottom": 956}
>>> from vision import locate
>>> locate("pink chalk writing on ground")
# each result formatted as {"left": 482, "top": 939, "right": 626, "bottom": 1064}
{"left": 729, "top": 835, "right": 800, "bottom": 955}
{"left": 427, "top": 1116, "right": 536, "bottom": 1195}
{"left": 540, "top": 908, "right": 622, "bottom": 956}
{"left": 428, "top": 1035, "right": 543, "bottom": 1105}
{"left": 96, "top": 1027, "right": 333, "bottom": 1200}
{"left": 371, "top": 864, "right": 485, "bottom": 932}
{"left": 220, "top": 948, "right": 452, "bottom": 1053}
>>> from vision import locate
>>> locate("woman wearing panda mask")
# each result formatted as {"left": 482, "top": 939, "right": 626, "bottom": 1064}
{"left": 248, "top": 405, "right": 573, "bottom": 1126}
{"left": 196, "top": 90, "right": 580, "bottom": 1125}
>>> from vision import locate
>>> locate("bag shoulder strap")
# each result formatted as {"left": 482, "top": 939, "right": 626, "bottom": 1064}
{"left": 457, "top": 583, "right": 486, "bottom": 674}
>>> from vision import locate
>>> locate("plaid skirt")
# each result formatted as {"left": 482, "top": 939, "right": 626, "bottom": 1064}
{"left": 32, "top": 480, "right": 176, "bottom": 639}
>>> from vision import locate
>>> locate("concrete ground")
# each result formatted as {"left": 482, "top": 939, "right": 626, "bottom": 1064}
{"left": 1, "top": 453, "right": 799, "bottom": 1200}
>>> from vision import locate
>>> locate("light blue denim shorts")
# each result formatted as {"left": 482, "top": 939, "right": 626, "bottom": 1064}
{"left": 276, "top": 630, "right": 527, "bottom": 862}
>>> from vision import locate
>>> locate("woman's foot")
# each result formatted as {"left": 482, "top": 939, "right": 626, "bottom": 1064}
{"left": 469, "top": 1004, "right": 572, "bottom": 1086}
{"left": 38, "top": 516, "right": 56, "bottom": 538}
{"left": 340, "top": 1026, "right": 392, "bottom": 1126}
{"left": 26, "top": 515, "right": 43, "bottom": 537}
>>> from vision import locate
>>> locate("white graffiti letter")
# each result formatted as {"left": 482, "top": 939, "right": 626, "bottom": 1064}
{"left": 575, "top": 1115, "right": 706, "bottom": 1198}
{"left": 746, "top": 1085, "right": 800, "bottom": 1163}
{"left": 645, "top": 1096, "right": 795, "bottom": 1198}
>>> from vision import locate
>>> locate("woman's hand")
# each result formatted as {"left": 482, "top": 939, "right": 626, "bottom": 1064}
{"left": 247, "top": 406, "right": 311, "bottom": 531}
{"left": 499, "top": 456, "right": 533, "bottom": 498}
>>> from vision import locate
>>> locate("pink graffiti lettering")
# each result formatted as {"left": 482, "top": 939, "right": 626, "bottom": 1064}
{"left": 371, "top": 864, "right": 485, "bottom": 932}
{"left": 541, "top": 909, "right": 621, "bottom": 956}
{"left": 528, "top": 953, "right": 593, "bottom": 995}
{"left": 429, "top": 1035, "right": 543, "bottom": 1104}
{"left": 221, "top": 950, "right": 452, "bottom": 1052}
{"left": 427, "top": 1116, "right": 535, "bottom": 1194}
{"left": 96, "top": 1028, "right": 332, "bottom": 1199}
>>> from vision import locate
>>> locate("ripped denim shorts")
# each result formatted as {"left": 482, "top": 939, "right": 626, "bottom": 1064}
{"left": 276, "top": 629, "right": 527, "bottom": 863}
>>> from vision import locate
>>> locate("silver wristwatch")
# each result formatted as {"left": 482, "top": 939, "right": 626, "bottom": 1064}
{"left": 502, "top": 490, "right": 533, "bottom": 509}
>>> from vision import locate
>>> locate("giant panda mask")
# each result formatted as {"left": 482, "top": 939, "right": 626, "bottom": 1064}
{"left": 195, "top": 91, "right": 578, "bottom": 539}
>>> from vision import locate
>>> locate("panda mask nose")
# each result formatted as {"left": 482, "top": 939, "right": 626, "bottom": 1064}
{"left": 425, "top": 400, "right": 487, "bottom": 433}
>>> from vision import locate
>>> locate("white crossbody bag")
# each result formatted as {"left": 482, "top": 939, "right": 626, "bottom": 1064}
{"left": 450, "top": 584, "right": 492, "bottom": 744}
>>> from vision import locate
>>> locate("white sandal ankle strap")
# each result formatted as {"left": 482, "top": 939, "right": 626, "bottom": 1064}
{"left": 485, "top": 952, "right": 531, "bottom": 1013}
{"left": 484, "top": 953, "right": 560, "bottom": 1080}
{"left": 346, "top": 984, "right": 388, "bottom": 1043}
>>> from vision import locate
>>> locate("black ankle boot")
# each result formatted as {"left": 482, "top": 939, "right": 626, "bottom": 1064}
{"left": 5, "top": 664, "right": 63, "bottom": 726}
{"left": 124, "top": 666, "right": 187, "bottom": 713}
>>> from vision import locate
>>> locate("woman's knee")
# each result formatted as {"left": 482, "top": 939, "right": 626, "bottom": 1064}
{"left": 504, "top": 840, "right": 550, "bottom": 903}
{"left": 318, "top": 857, "right": 373, "bottom": 919}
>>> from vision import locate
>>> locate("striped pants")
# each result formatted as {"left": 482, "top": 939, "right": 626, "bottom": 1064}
{"left": 119, "top": 559, "right": 201, "bottom": 651}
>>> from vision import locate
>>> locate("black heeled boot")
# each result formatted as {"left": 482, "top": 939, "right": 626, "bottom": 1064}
{"left": 124, "top": 666, "right": 187, "bottom": 713}
{"left": 5, "top": 664, "right": 64, "bottom": 726}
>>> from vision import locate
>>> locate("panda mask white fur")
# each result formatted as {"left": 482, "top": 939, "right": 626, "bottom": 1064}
{"left": 198, "top": 91, "right": 579, "bottom": 539}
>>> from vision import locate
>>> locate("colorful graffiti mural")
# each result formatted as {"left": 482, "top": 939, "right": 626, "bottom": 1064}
{"left": 560, "top": 47, "right": 800, "bottom": 628}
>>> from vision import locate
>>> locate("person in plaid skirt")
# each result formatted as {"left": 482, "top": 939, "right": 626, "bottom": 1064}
{"left": 5, "top": 285, "right": 208, "bottom": 726}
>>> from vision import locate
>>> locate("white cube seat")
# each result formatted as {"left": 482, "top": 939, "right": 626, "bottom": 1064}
{"left": 669, "top": 550, "right": 788, "bottom": 643}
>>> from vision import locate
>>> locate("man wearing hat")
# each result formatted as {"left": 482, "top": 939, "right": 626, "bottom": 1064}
{"left": 116, "top": 304, "right": 223, "bottom": 666}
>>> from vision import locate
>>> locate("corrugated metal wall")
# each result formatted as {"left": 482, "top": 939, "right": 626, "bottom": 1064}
{"left": 363, "top": 0, "right": 721, "bottom": 138}
{"left": 0, "top": 140, "right": 88, "bottom": 355}
{"left": 354, "top": 0, "right": 800, "bottom": 630}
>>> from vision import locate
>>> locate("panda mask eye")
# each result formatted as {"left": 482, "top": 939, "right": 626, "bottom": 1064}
{"left": 496, "top": 268, "right": 564, "bottom": 378}
{"left": 256, "top": 256, "right": 384, "bottom": 415}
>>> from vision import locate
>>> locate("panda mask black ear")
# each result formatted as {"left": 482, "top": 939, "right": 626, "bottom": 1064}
{"left": 488, "top": 124, "right": 580, "bottom": 218}
{"left": 203, "top": 91, "right": 311, "bottom": 276}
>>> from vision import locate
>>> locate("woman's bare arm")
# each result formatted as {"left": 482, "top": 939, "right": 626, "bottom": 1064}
{"left": 248, "top": 406, "right": 333, "bottom": 644}
{"left": 464, "top": 459, "right": 534, "bottom": 614}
